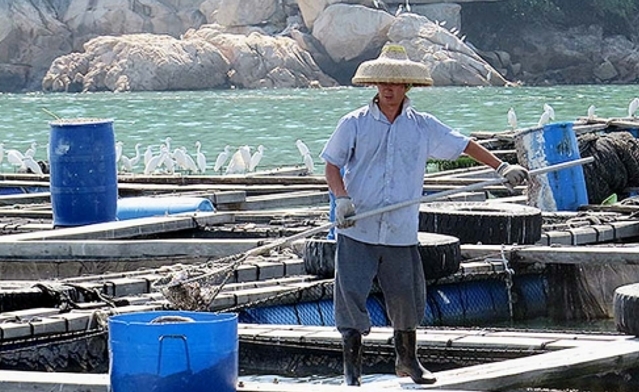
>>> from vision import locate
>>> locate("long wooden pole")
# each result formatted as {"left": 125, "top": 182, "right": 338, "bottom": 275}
{"left": 244, "top": 156, "right": 594, "bottom": 257}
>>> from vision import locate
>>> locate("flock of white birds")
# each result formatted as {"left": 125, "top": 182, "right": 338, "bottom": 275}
{"left": 507, "top": 97, "right": 639, "bottom": 131}
{"left": 0, "top": 142, "right": 44, "bottom": 175}
{"left": 0, "top": 138, "right": 316, "bottom": 176}
{"left": 114, "top": 138, "right": 315, "bottom": 176}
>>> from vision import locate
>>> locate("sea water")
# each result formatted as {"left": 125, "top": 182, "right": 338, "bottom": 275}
{"left": 0, "top": 85, "right": 637, "bottom": 173}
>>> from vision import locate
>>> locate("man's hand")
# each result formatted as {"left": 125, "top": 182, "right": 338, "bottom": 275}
{"left": 335, "top": 196, "right": 356, "bottom": 228}
{"left": 497, "top": 162, "right": 528, "bottom": 186}
{"left": 496, "top": 162, "right": 529, "bottom": 186}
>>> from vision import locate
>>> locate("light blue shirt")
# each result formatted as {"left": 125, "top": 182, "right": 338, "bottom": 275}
{"left": 321, "top": 97, "right": 470, "bottom": 246}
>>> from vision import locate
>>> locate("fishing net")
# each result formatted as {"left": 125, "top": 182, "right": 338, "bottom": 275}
{"left": 578, "top": 131, "right": 639, "bottom": 203}
{"left": 153, "top": 223, "right": 332, "bottom": 311}
{"left": 153, "top": 253, "right": 248, "bottom": 311}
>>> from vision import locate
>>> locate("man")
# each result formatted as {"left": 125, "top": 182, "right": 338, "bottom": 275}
{"left": 320, "top": 44, "right": 528, "bottom": 386}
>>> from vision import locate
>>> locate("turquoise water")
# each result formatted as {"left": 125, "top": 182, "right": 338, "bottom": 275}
{"left": 0, "top": 85, "right": 637, "bottom": 172}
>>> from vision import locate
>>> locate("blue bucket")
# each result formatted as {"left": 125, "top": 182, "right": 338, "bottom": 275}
{"left": 514, "top": 122, "right": 588, "bottom": 211}
{"left": 109, "top": 311, "right": 238, "bottom": 392}
{"left": 49, "top": 119, "right": 118, "bottom": 226}
{"left": 116, "top": 196, "right": 215, "bottom": 220}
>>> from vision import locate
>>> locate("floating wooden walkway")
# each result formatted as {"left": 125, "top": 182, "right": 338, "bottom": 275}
{"left": 0, "top": 324, "right": 637, "bottom": 391}
{"left": 0, "top": 370, "right": 482, "bottom": 392}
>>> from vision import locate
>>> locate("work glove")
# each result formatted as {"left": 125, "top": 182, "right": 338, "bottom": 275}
{"left": 496, "top": 162, "right": 529, "bottom": 187}
{"left": 335, "top": 196, "right": 356, "bottom": 229}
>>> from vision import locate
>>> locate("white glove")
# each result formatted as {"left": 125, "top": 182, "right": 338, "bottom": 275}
{"left": 335, "top": 196, "right": 356, "bottom": 229}
{"left": 496, "top": 162, "right": 529, "bottom": 186}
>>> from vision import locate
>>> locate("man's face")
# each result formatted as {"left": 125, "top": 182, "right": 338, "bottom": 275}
{"left": 376, "top": 83, "right": 408, "bottom": 107}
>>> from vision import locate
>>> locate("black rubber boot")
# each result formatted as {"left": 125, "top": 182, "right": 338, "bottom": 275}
{"left": 394, "top": 330, "right": 436, "bottom": 385}
{"left": 342, "top": 329, "right": 362, "bottom": 386}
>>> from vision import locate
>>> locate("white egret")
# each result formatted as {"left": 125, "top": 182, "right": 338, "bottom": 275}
{"left": 0, "top": 143, "right": 4, "bottom": 166}
{"left": 405, "top": 0, "right": 411, "bottom": 12}
{"left": 23, "top": 156, "right": 43, "bottom": 175}
{"left": 394, "top": 4, "right": 403, "bottom": 16}
{"left": 225, "top": 149, "right": 248, "bottom": 174}
{"left": 161, "top": 146, "right": 175, "bottom": 174}
{"left": 214, "top": 145, "right": 231, "bottom": 172}
{"left": 507, "top": 108, "right": 517, "bottom": 130}
{"left": 120, "top": 154, "right": 133, "bottom": 173}
{"left": 115, "top": 141, "right": 123, "bottom": 163}
{"left": 144, "top": 146, "right": 153, "bottom": 166}
{"left": 195, "top": 141, "right": 207, "bottom": 174}
{"left": 302, "top": 153, "right": 315, "bottom": 174}
{"left": 144, "top": 148, "right": 167, "bottom": 175}
{"left": 587, "top": 105, "right": 596, "bottom": 120}
{"left": 180, "top": 147, "right": 199, "bottom": 173}
{"left": 239, "top": 145, "right": 251, "bottom": 168}
{"left": 538, "top": 110, "right": 551, "bottom": 127}
{"left": 629, "top": 98, "right": 639, "bottom": 118}
{"left": 543, "top": 103, "right": 555, "bottom": 120}
{"left": 172, "top": 148, "right": 190, "bottom": 172}
{"left": 249, "top": 145, "right": 265, "bottom": 172}
{"left": 6, "top": 149, "right": 24, "bottom": 171}
{"left": 295, "top": 139, "right": 310, "bottom": 157}
{"left": 128, "top": 143, "right": 142, "bottom": 168}
{"left": 24, "top": 142, "right": 37, "bottom": 158}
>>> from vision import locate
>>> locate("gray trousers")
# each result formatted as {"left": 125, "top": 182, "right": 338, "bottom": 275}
{"left": 334, "top": 234, "right": 426, "bottom": 334}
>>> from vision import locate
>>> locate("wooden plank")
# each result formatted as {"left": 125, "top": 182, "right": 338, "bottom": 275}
{"left": 0, "top": 211, "right": 235, "bottom": 241}
{"left": 0, "top": 209, "right": 52, "bottom": 218}
{"left": 0, "top": 369, "right": 481, "bottom": 392}
{"left": 0, "top": 192, "right": 51, "bottom": 206}
{"left": 237, "top": 325, "right": 630, "bottom": 352}
{"left": 373, "top": 338, "right": 639, "bottom": 390}
{"left": 0, "top": 238, "right": 263, "bottom": 259}
{"left": 116, "top": 173, "right": 327, "bottom": 186}
{"left": 0, "top": 240, "right": 279, "bottom": 279}
{"left": 461, "top": 243, "right": 639, "bottom": 265}
{"left": 0, "top": 370, "right": 108, "bottom": 392}
{"left": 238, "top": 191, "right": 329, "bottom": 210}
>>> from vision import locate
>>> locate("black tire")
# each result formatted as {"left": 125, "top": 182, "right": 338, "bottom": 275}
{"left": 418, "top": 202, "right": 542, "bottom": 245}
{"left": 417, "top": 232, "right": 461, "bottom": 280}
{"left": 613, "top": 283, "right": 639, "bottom": 336}
{"left": 303, "top": 233, "right": 461, "bottom": 281}
{"left": 303, "top": 238, "right": 337, "bottom": 279}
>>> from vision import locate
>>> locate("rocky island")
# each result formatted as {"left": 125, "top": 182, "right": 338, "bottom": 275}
{"left": 0, "top": 0, "right": 637, "bottom": 93}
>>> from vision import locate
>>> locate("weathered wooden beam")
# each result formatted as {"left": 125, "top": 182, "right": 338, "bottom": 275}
{"left": 383, "top": 338, "right": 639, "bottom": 390}
{"left": 461, "top": 242, "right": 639, "bottom": 265}
{"left": 0, "top": 212, "right": 235, "bottom": 241}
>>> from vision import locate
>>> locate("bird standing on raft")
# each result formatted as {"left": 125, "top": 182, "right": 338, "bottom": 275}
{"left": 507, "top": 108, "right": 517, "bottom": 130}
{"left": 249, "top": 145, "right": 265, "bottom": 172}
{"left": 195, "top": 141, "right": 207, "bottom": 174}
{"left": 629, "top": 98, "right": 639, "bottom": 118}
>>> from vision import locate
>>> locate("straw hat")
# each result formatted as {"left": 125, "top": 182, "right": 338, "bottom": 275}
{"left": 352, "top": 44, "right": 433, "bottom": 86}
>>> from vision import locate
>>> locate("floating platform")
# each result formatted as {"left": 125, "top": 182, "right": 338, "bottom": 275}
{"left": 1, "top": 325, "right": 638, "bottom": 391}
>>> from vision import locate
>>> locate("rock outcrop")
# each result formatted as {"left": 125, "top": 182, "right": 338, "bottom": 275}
{"left": 42, "top": 33, "right": 232, "bottom": 92}
{"left": 0, "top": 0, "right": 637, "bottom": 92}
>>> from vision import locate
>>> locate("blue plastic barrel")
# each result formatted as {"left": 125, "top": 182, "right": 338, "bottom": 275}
{"left": 109, "top": 311, "right": 238, "bottom": 392}
{"left": 116, "top": 196, "right": 214, "bottom": 220}
{"left": 49, "top": 118, "right": 118, "bottom": 226}
{"left": 514, "top": 122, "right": 588, "bottom": 211}
{"left": 427, "top": 280, "right": 510, "bottom": 325}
